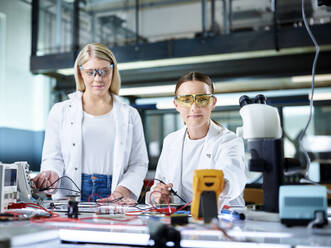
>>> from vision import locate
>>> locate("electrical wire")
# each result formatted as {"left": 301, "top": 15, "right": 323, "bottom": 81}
{"left": 271, "top": 0, "right": 280, "bottom": 51}
{"left": 154, "top": 178, "right": 187, "bottom": 204}
{"left": 307, "top": 211, "right": 327, "bottom": 229}
{"left": 148, "top": 190, "right": 173, "bottom": 214}
{"left": 45, "top": 187, "right": 80, "bottom": 194}
{"left": 131, "top": 204, "right": 153, "bottom": 211}
{"left": 39, "top": 175, "right": 81, "bottom": 193}
{"left": 25, "top": 202, "right": 60, "bottom": 218}
{"left": 138, "top": 178, "right": 155, "bottom": 203}
{"left": 174, "top": 200, "right": 192, "bottom": 213}
{"left": 298, "top": 0, "right": 320, "bottom": 177}
{"left": 87, "top": 193, "right": 103, "bottom": 202}
{"left": 79, "top": 215, "right": 138, "bottom": 223}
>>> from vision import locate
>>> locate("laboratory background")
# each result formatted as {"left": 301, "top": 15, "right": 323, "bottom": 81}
{"left": 0, "top": 0, "right": 331, "bottom": 247}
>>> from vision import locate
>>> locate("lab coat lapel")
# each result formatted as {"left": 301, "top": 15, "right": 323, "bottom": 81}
{"left": 198, "top": 121, "right": 222, "bottom": 169}
{"left": 111, "top": 95, "right": 129, "bottom": 191}
{"left": 68, "top": 92, "right": 83, "bottom": 190}
{"left": 169, "top": 127, "right": 186, "bottom": 198}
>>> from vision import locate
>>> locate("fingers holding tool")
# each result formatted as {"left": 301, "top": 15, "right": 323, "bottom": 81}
{"left": 151, "top": 182, "right": 173, "bottom": 204}
{"left": 33, "top": 170, "right": 59, "bottom": 190}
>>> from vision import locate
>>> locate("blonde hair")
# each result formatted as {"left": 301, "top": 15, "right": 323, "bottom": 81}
{"left": 74, "top": 43, "right": 121, "bottom": 95}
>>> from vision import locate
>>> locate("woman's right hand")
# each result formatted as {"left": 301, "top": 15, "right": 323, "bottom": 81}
{"left": 150, "top": 182, "right": 173, "bottom": 204}
{"left": 33, "top": 170, "right": 59, "bottom": 190}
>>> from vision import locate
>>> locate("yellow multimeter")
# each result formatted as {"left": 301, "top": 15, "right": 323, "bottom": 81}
{"left": 191, "top": 169, "right": 224, "bottom": 222}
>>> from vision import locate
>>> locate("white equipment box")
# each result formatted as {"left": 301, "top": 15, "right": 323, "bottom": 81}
{"left": 0, "top": 163, "right": 18, "bottom": 212}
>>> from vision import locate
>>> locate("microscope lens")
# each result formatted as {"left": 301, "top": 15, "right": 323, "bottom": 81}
{"left": 239, "top": 95, "right": 251, "bottom": 108}
{"left": 254, "top": 94, "right": 267, "bottom": 104}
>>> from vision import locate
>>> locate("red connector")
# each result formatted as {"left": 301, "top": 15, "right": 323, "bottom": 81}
{"left": 151, "top": 207, "right": 177, "bottom": 215}
{"left": 8, "top": 202, "right": 28, "bottom": 209}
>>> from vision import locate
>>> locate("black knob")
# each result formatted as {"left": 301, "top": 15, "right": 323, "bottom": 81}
{"left": 254, "top": 94, "right": 267, "bottom": 104}
{"left": 239, "top": 95, "right": 251, "bottom": 108}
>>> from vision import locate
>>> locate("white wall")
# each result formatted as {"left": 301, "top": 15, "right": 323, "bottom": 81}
{"left": 0, "top": 12, "right": 6, "bottom": 128}
{"left": 0, "top": 0, "right": 51, "bottom": 131}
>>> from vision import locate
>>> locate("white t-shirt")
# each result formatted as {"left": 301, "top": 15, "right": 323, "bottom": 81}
{"left": 82, "top": 108, "right": 115, "bottom": 175}
{"left": 181, "top": 133, "right": 206, "bottom": 202}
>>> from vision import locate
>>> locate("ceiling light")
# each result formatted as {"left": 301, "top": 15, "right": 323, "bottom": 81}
{"left": 309, "top": 92, "right": 331, "bottom": 101}
{"left": 119, "top": 85, "right": 174, "bottom": 96}
{"left": 215, "top": 97, "right": 238, "bottom": 107}
{"left": 57, "top": 68, "right": 74, "bottom": 75}
{"left": 156, "top": 102, "right": 174, "bottom": 109}
{"left": 118, "top": 45, "right": 330, "bottom": 71}
{"left": 291, "top": 74, "right": 331, "bottom": 83}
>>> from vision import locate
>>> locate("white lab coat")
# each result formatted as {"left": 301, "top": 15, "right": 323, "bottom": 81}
{"left": 41, "top": 91, "right": 148, "bottom": 200}
{"left": 151, "top": 121, "right": 246, "bottom": 206}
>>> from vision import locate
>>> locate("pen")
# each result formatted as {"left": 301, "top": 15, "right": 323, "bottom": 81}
{"left": 220, "top": 209, "right": 245, "bottom": 220}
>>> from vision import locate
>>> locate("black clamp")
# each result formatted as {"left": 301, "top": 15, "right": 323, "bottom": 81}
{"left": 67, "top": 200, "right": 79, "bottom": 218}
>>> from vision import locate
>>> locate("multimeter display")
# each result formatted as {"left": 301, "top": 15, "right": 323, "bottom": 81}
{"left": 4, "top": 169, "right": 17, "bottom": 186}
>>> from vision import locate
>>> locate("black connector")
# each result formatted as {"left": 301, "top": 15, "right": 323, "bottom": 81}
{"left": 67, "top": 200, "right": 79, "bottom": 219}
{"left": 171, "top": 214, "right": 189, "bottom": 226}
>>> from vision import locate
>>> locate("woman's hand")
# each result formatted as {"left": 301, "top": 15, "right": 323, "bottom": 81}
{"left": 150, "top": 182, "right": 173, "bottom": 204}
{"left": 97, "top": 186, "right": 137, "bottom": 206}
{"left": 33, "top": 170, "right": 59, "bottom": 190}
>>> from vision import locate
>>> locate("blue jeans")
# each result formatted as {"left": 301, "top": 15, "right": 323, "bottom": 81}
{"left": 81, "top": 173, "right": 112, "bottom": 202}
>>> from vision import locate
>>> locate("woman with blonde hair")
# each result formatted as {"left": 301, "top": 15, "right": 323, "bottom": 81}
{"left": 33, "top": 43, "right": 148, "bottom": 204}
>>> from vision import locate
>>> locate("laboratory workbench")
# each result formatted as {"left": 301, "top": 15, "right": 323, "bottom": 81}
{"left": 1, "top": 202, "right": 331, "bottom": 248}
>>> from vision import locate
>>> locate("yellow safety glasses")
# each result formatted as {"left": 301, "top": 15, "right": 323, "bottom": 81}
{"left": 175, "top": 94, "right": 214, "bottom": 107}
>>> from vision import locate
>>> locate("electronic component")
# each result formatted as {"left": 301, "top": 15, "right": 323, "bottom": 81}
{"left": 191, "top": 169, "right": 224, "bottom": 223}
{"left": 170, "top": 214, "right": 189, "bottom": 225}
{"left": 96, "top": 204, "right": 129, "bottom": 215}
{"left": 220, "top": 209, "right": 245, "bottom": 222}
{"left": 279, "top": 185, "right": 328, "bottom": 226}
{"left": 67, "top": 200, "right": 79, "bottom": 218}
{"left": 0, "top": 163, "right": 18, "bottom": 213}
{"left": 15, "top": 161, "right": 33, "bottom": 202}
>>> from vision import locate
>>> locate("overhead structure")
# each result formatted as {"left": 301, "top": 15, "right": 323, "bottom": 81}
{"left": 29, "top": 0, "right": 331, "bottom": 94}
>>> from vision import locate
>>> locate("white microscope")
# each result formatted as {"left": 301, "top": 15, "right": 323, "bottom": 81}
{"left": 237, "top": 94, "right": 284, "bottom": 213}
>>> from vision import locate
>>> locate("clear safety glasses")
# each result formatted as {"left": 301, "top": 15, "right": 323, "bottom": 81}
{"left": 79, "top": 64, "right": 114, "bottom": 78}
{"left": 175, "top": 94, "right": 214, "bottom": 107}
